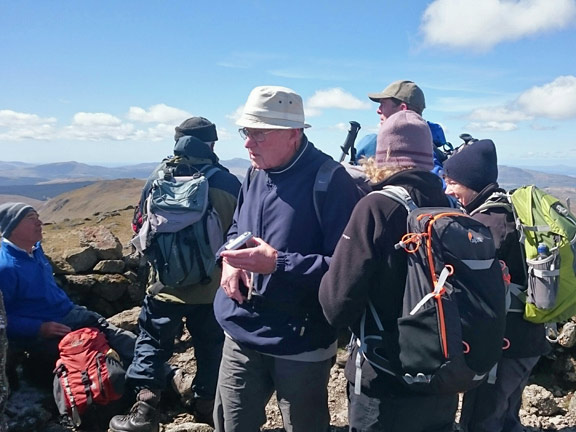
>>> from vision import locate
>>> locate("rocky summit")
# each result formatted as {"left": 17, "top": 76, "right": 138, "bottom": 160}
{"left": 2, "top": 212, "right": 576, "bottom": 431}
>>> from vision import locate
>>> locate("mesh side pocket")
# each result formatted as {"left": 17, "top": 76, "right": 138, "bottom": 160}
{"left": 526, "top": 252, "right": 561, "bottom": 309}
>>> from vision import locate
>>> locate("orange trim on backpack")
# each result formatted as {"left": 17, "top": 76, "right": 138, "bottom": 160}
{"left": 424, "top": 212, "right": 463, "bottom": 359}
{"left": 400, "top": 232, "right": 426, "bottom": 253}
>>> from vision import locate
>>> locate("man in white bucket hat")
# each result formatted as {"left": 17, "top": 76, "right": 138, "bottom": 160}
{"left": 213, "top": 86, "right": 362, "bottom": 431}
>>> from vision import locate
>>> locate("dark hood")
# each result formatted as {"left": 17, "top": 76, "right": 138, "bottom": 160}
{"left": 173, "top": 135, "right": 219, "bottom": 165}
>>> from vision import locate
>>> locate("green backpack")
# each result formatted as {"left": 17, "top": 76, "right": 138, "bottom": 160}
{"left": 473, "top": 186, "right": 576, "bottom": 325}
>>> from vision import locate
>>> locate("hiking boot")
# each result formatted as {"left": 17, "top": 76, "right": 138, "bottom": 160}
{"left": 190, "top": 398, "right": 215, "bottom": 427}
{"left": 59, "top": 414, "right": 78, "bottom": 431}
{"left": 170, "top": 368, "right": 194, "bottom": 406}
{"left": 108, "top": 400, "right": 159, "bottom": 432}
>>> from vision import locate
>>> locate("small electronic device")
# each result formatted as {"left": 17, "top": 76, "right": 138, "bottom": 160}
{"left": 224, "top": 231, "right": 253, "bottom": 251}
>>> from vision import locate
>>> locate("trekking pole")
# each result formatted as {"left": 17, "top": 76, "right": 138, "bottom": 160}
{"left": 339, "top": 121, "right": 361, "bottom": 163}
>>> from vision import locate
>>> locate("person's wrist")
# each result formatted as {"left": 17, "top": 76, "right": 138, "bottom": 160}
{"left": 270, "top": 249, "right": 278, "bottom": 273}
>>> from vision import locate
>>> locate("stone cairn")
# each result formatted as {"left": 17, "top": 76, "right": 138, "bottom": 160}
{"left": 49, "top": 225, "right": 147, "bottom": 318}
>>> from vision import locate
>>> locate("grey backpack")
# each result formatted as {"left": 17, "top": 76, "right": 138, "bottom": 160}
{"left": 131, "top": 163, "right": 223, "bottom": 290}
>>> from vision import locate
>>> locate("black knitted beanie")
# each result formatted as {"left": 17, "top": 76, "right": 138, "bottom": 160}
{"left": 174, "top": 117, "right": 218, "bottom": 142}
{"left": 443, "top": 139, "right": 498, "bottom": 192}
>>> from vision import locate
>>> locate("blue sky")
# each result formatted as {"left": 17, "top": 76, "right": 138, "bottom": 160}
{"left": 1, "top": 0, "right": 576, "bottom": 169}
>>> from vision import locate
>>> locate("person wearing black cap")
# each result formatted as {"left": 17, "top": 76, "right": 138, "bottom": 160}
{"left": 0, "top": 203, "right": 137, "bottom": 387}
{"left": 443, "top": 140, "right": 550, "bottom": 432}
{"left": 110, "top": 117, "right": 241, "bottom": 431}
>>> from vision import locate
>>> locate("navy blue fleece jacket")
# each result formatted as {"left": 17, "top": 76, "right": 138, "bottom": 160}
{"left": 214, "top": 136, "right": 361, "bottom": 356}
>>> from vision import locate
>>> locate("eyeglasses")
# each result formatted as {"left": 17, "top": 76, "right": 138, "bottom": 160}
{"left": 238, "top": 128, "right": 276, "bottom": 142}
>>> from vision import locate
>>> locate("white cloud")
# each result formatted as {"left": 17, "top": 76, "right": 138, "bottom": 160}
{"left": 216, "top": 128, "right": 234, "bottom": 141}
{"left": 516, "top": 75, "right": 576, "bottom": 119}
{"left": 140, "top": 123, "right": 175, "bottom": 141}
{"left": 468, "top": 107, "right": 533, "bottom": 123}
{"left": 0, "top": 109, "right": 57, "bottom": 127}
{"left": 0, "top": 110, "right": 58, "bottom": 140}
{"left": 421, "top": 0, "right": 576, "bottom": 51}
{"left": 63, "top": 113, "right": 136, "bottom": 140}
{"left": 307, "top": 88, "right": 371, "bottom": 110}
{"left": 334, "top": 122, "right": 351, "bottom": 132}
{"left": 305, "top": 107, "right": 323, "bottom": 118}
{"left": 127, "top": 104, "right": 192, "bottom": 123}
{"left": 226, "top": 106, "right": 245, "bottom": 123}
{"left": 464, "top": 76, "right": 576, "bottom": 132}
{"left": 466, "top": 121, "right": 518, "bottom": 132}
{"left": 0, "top": 105, "right": 197, "bottom": 142}
{"left": 72, "top": 112, "right": 122, "bottom": 126}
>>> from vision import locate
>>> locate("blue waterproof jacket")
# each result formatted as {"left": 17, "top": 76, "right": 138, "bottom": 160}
{"left": 214, "top": 136, "right": 361, "bottom": 356}
{"left": 0, "top": 240, "right": 74, "bottom": 340}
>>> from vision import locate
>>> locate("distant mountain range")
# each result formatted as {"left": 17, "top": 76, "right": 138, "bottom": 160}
{"left": 0, "top": 159, "right": 252, "bottom": 201}
{"left": 0, "top": 158, "right": 251, "bottom": 186}
{"left": 0, "top": 159, "right": 574, "bottom": 203}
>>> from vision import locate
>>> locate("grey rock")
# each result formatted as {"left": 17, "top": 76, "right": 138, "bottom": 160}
{"left": 126, "top": 281, "right": 146, "bottom": 305}
{"left": 163, "top": 422, "right": 214, "bottom": 432}
{"left": 523, "top": 384, "right": 562, "bottom": 416}
{"left": 3, "top": 382, "right": 52, "bottom": 431}
{"left": 123, "top": 252, "right": 142, "bottom": 269}
{"left": 94, "top": 259, "right": 125, "bottom": 274}
{"left": 107, "top": 306, "right": 141, "bottom": 334}
{"left": 123, "top": 270, "right": 138, "bottom": 282}
{"left": 45, "top": 255, "right": 75, "bottom": 275}
{"left": 568, "top": 393, "right": 576, "bottom": 417}
{"left": 89, "top": 297, "right": 118, "bottom": 317}
{"left": 63, "top": 274, "right": 97, "bottom": 296}
{"left": 552, "top": 352, "right": 576, "bottom": 382}
{"left": 79, "top": 226, "right": 123, "bottom": 260}
{"left": 92, "top": 274, "right": 130, "bottom": 302}
{"left": 558, "top": 321, "right": 576, "bottom": 348}
{"left": 63, "top": 246, "right": 99, "bottom": 273}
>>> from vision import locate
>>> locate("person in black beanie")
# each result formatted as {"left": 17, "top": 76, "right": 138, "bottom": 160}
{"left": 443, "top": 139, "right": 498, "bottom": 207}
{"left": 444, "top": 140, "right": 550, "bottom": 432}
{"left": 112, "top": 117, "right": 240, "bottom": 431}
{"left": 174, "top": 117, "right": 218, "bottom": 143}
{"left": 173, "top": 117, "right": 227, "bottom": 169}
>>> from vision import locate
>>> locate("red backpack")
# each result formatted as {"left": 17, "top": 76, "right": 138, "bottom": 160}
{"left": 53, "top": 327, "right": 126, "bottom": 427}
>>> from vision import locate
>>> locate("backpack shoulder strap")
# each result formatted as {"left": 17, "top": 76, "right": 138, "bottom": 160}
{"left": 313, "top": 159, "right": 343, "bottom": 225}
{"left": 470, "top": 191, "right": 511, "bottom": 216}
{"left": 370, "top": 185, "right": 418, "bottom": 213}
{"left": 200, "top": 164, "right": 220, "bottom": 181}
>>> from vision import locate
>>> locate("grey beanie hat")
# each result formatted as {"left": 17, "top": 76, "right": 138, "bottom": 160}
{"left": 0, "top": 202, "right": 34, "bottom": 239}
{"left": 174, "top": 117, "right": 218, "bottom": 142}
{"left": 375, "top": 111, "right": 433, "bottom": 170}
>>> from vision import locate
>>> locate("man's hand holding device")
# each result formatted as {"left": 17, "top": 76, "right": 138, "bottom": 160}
{"left": 220, "top": 232, "right": 279, "bottom": 303}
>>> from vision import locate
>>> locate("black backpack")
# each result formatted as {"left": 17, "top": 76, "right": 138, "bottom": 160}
{"left": 354, "top": 186, "right": 507, "bottom": 395}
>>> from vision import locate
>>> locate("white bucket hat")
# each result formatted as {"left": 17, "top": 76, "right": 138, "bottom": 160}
{"left": 236, "top": 86, "right": 311, "bottom": 129}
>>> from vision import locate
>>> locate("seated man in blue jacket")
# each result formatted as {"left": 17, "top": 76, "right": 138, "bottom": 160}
{"left": 213, "top": 86, "right": 362, "bottom": 432}
{"left": 0, "top": 202, "right": 136, "bottom": 386}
